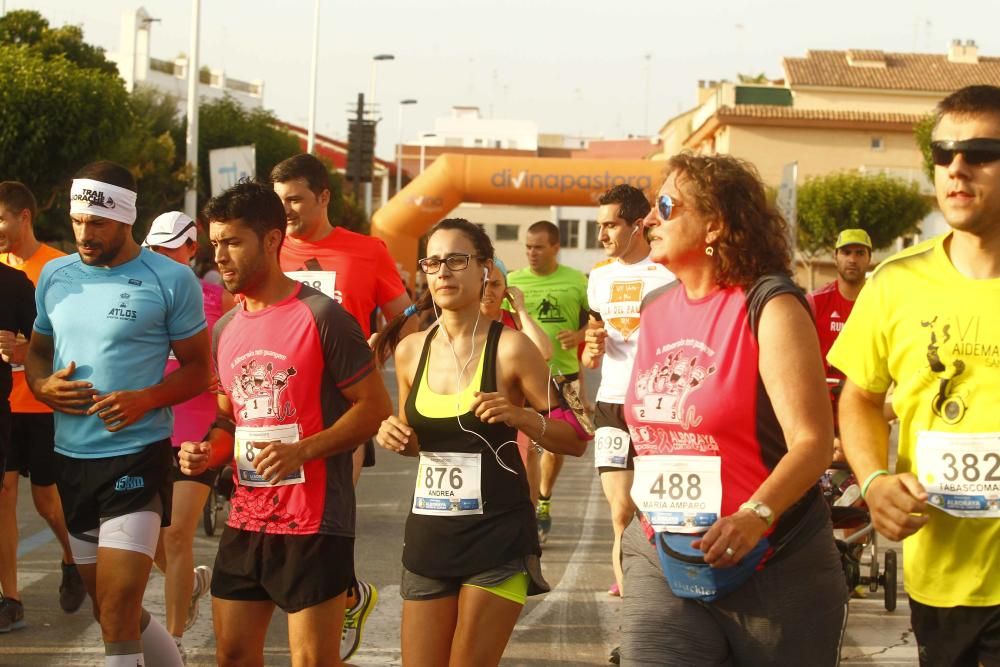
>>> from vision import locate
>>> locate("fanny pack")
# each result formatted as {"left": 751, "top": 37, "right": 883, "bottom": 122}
{"left": 653, "top": 532, "right": 769, "bottom": 602}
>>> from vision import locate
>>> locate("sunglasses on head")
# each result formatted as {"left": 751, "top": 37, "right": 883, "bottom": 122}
{"left": 930, "top": 138, "right": 1000, "bottom": 167}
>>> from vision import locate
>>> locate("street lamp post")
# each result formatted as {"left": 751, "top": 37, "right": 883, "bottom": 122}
{"left": 364, "top": 54, "right": 394, "bottom": 218}
{"left": 419, "top": 133, "right": 437, "bottom": 174}
{"left": 395, "top": 99, "right": 417, "bottom": 193}
{"left": 183, "top": 0, "right": 201, "bottom": 219}
{"left": 306, "top": 0, "right": 321, "bottom": 153}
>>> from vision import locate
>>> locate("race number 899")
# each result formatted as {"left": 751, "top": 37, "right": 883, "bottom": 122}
{"left": 649, "top": 473, "right": 702, "bottom": 501}
{"left": 424, "top": 466, "right": 463, "bottom": 490}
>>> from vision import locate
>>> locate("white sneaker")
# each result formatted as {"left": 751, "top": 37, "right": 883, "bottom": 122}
{"left": 341, "top": 581, "right": 378, "bottom": 660}
{"left": 185, "top": 565, "right": 212, "bottom": 631}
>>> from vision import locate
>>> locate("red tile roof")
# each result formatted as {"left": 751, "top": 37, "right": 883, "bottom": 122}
{"left": 783, "top": 50, "right": 1000, "bottom": 91}
{"left": 716, "top": 105, "right": 925, "bottom": 125}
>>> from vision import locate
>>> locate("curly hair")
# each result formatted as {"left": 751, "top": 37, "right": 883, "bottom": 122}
{"left": 666, "top": 153, "right": 791, "bottom": 288}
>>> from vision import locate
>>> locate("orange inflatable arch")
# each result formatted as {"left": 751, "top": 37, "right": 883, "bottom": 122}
{"left": 371, "top": 154, "right": 666, "bottom": 281}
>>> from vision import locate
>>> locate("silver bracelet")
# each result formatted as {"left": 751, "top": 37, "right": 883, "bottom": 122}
{"left": 530, "top": 411, "right": 547, "bottom": 451}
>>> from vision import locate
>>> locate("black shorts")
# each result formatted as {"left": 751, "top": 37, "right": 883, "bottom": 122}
{"left": 0, "top": 406, "right": 10, "bottom": 479}
{"left": 910, "top": 598, "right": 1000, "bottom": 667}
{"left": 212, "top": 526, "right": 354, "bottom": 613}
{"left": 170, "top": 446, "right": 217, "bottom": 486}
{"left": 594, "top": 402, "right": 636, "bottom": 474}
{"left": 363, "top": 439, "right": 376, "bottom": 468}
{"left": 5, "top": 413, "right": 58, "bottom": 486}
{"left": 55, "top": 439, "right": 174, "bottom": 534}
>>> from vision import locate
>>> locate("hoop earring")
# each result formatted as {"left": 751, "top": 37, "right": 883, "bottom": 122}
{"left": 705, "top": 246, "right": 715, "bottom": 257}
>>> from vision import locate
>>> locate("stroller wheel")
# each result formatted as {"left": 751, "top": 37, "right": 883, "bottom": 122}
{"left": 883, "top": 549, "right": 897, "bottom": 612}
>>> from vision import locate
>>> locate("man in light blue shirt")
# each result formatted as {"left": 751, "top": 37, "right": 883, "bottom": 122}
{"left": 25, "top": 161, "right": 211, "bottom": 667}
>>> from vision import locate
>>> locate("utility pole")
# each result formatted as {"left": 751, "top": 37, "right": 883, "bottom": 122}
{"left": 306, "top": 0, "right": 321, "bottom": 153}
{"left": 184, "top": 0, "right": 201, "bottom": 219}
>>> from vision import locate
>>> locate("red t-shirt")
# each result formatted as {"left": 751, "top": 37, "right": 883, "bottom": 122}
{"left": 807, "top": 281, "right": 856, "bottom": 383}
{"left": 213, "top": 283, "right": 374, "bottom": 536}
{"left": 279, "top": 227, "right": 407, "bottom": 338}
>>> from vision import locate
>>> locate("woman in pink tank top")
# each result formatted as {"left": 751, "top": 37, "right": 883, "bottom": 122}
{"left": 620, "top": 155, "right": 847, "bottom": 666}
{"left": 143, "top": 212, "right": 235, "bottom": 652}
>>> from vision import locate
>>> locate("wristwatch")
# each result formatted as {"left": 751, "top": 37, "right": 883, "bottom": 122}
{"left": 739, "top": 500, "right": 774, "bottom": 527}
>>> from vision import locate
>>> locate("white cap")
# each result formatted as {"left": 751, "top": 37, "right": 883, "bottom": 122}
{"left": 143, "top": 211, "right": 197, "bottom": 249}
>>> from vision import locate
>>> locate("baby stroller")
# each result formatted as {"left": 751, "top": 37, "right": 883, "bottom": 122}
{"left": 203, "top": 464, "right": 234, "bottom": 536}
{"left": 821, "top": 463, "right": 898, "bottom": 611}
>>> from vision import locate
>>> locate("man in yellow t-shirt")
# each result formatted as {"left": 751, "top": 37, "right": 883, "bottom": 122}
{"left": 0, "top": 181, "right": 83, "bottom": 630}
{"left": 830, "top": 85, "right": 1000, "bottom": 666}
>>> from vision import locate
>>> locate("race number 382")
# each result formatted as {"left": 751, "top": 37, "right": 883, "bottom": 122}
{"left": 916, "top": 431, "right": 1000, "bottom": 518}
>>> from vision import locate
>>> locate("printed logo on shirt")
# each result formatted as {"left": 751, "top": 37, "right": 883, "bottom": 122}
{"left": 229, "top": 355, "right": 298, "bottom": 422}
{"left": 107, "top": 292, "right": 138, "bottom": 321}
{"left": 921, "top": 315, "right": 1000, "bottom": 424}
{"left": 831, "top": 310, "right": 841, "bottom": 319}
{"left": 605, "top": 280, "right": 643, "bottom": 340}
{"left": 631, "top": 340, "right": 717, "bottom": 431}
{"left": 113, "top": 475, "right": 145, "bottom": 492}
{"left": 536, "top": 294, "right": 567, "bottom": 323}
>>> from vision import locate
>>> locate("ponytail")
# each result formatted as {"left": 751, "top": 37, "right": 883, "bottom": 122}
{"left": 374, "top": 288, "right": 434, "bottom": 367}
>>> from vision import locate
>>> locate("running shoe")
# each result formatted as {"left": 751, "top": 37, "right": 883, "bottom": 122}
{"left": 608, "top": 646, "right": 621, "bottom": 664}
{"left": 185, "top": 565, "right": 212, "bottom": 631}
{"left": 341, "top": 580, "right": 378, "bottom": 660}
{"left": 59, "top": 562, "right": 87, "bottom": 613}
{"left": 0, "top": 597, "right": 25, "bottom": 633}
{"left": 536, "top": 499, "right": 552, "bottom": 544}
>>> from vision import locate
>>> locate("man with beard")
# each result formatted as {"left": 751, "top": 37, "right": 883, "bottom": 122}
{"left": 178, "top": 180, "right": 391, "bottom": 666}
{"left": 25, "top": 161, "right": 211, "bottom": 666}
{"left": 808, "top": 228, "right": 873, "bottom": 455}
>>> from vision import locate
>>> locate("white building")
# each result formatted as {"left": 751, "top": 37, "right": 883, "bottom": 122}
{"left": 109, "top": 7, "right": 263, "bottom": 109}
{"left": 420, "top": 107, "right": 539, "bottom": 151}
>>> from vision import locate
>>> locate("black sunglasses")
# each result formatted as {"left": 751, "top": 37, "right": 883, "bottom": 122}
{"left": 930, "top": 138, "right": 1000, "bottom": 167}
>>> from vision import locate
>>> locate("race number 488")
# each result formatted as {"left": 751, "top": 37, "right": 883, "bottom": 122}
{"left": 649, "top": 472, "right": 703, "bottom": 501}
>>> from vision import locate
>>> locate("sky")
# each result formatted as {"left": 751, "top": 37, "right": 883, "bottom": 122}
{"left": 7, "top": 0, "right": 1000, "bottom": 161}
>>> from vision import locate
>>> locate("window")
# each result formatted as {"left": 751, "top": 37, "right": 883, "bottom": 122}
{"left": 496, "top": 224, "right": 519, "bottom": 241}
{"left": 474, "top": 138, "right": 484, "bottom": 147}
{"left": 870, "top": 136, "right": 885, "bottom": 151}
{"left": 585, "top": 220, "right": 601, "bottom": 249}
{"left": 558, "top": 219, "right": 580, "bottom": 248}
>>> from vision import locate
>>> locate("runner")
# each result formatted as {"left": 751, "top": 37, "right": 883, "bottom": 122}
{"left": 830, "top": 84, "right": 1000, "bottom": 667}
{"left": 808, "top": 228, "right": 874, "bottom": 459}
{"left": 25, "top": 161, "right": 210, "bottom": 666}
{"left": 372, "top": 218, "right": 586, "bottom": 666}
{"left": 0, "top": 181, "right": 86, "bottom": 629}
{"left": 178, "top": 180, "right": 392, "bottom": 667}
{"left": 506, "top": 220, "right": 590, "bottom": 542}
{"left": 0, "top": 261, "right": 35, "bottom": 632}
{"left": 143, "top": 211, "right": 234, "bottom": 659}
{"left": 622, "top": 154, "right": 846, "bottom": 665}
{"left": 271, "top": 153, "right": 411, "bottom": 660}
{"left": 480, "top": 258, "right": 552, "bottom": 360}
{"left": 581, "top": 184, "right": 673, "bottom": 663}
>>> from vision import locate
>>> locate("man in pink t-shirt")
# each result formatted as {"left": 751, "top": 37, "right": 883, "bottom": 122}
{"left": 179, "top": 181, "right": 391, "bottom": 665}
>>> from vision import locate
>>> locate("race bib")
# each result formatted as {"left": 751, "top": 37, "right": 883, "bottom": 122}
{"left": 631, "top": 455, "right": 722, "bottom": 533}
{"left": 412, "top": 452, "right": 483, "bottom": 516}
{"left": 233, "top": 423, "right": 305, "bottom": 488}
{"left": 916, "top": 431, "right": 1000, "bottom": 518}
{"left": 594, "top": 426, "right": 630, "bottom": 469}
{"left": 286, "top": 270, "right": 337, "bottom": 301}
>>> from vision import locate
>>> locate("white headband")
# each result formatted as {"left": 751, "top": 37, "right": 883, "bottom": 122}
{"left": 70, "top": 178, "right": 138, "bottom": 226}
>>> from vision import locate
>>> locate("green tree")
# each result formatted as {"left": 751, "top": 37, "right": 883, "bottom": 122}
{"left": 914, "top": 113, "right": 936, "bottom": 183}
{"left": 796, "top": 171, "right": 931, "bottom": 257}
{"left": 193, "top": 95, "right": 366, "bottom": 231}
{"left": 0, "top": 45, "right": 131, "bottom": 241}
{"left": 0, "top": 10, "right": 118, "bottom": 76}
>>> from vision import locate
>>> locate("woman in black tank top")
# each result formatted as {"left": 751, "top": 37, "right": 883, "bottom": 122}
{"left": 373, "top": 219, "right": 586, "bottom": 667}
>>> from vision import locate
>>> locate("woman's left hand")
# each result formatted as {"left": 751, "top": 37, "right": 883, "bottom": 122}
{"left": 472, "top": 391, "right": 522, "bottom": 427}
{"left": 691, "top": 509, "right": 769, "bottom": 568}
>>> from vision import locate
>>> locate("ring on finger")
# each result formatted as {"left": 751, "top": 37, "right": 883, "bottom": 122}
{"left": 724, "top": 547, "right": 736, "bottom": 558}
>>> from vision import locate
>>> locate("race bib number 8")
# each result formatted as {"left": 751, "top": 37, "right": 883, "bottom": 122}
{"left": 285, "top": 270, "right": 337, "bottom": 301}
{"left": 594, "top": 426, "right": 630, "bottom": 469}
{"left": 916, "top": 431, "right": 1000, "bottom": 518}
{"left": 412, "top": 452, "right": 483, "bottom": 516}
{"left": 631, "top": 455, "right": 722, "bottom": 533}
{"left": 234, "top": 423, "right": 305, "bottom": 488}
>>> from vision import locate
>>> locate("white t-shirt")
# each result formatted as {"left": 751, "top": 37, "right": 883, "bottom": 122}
{"left": 587, "top": 256, "right": 674, "bottom": 404}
